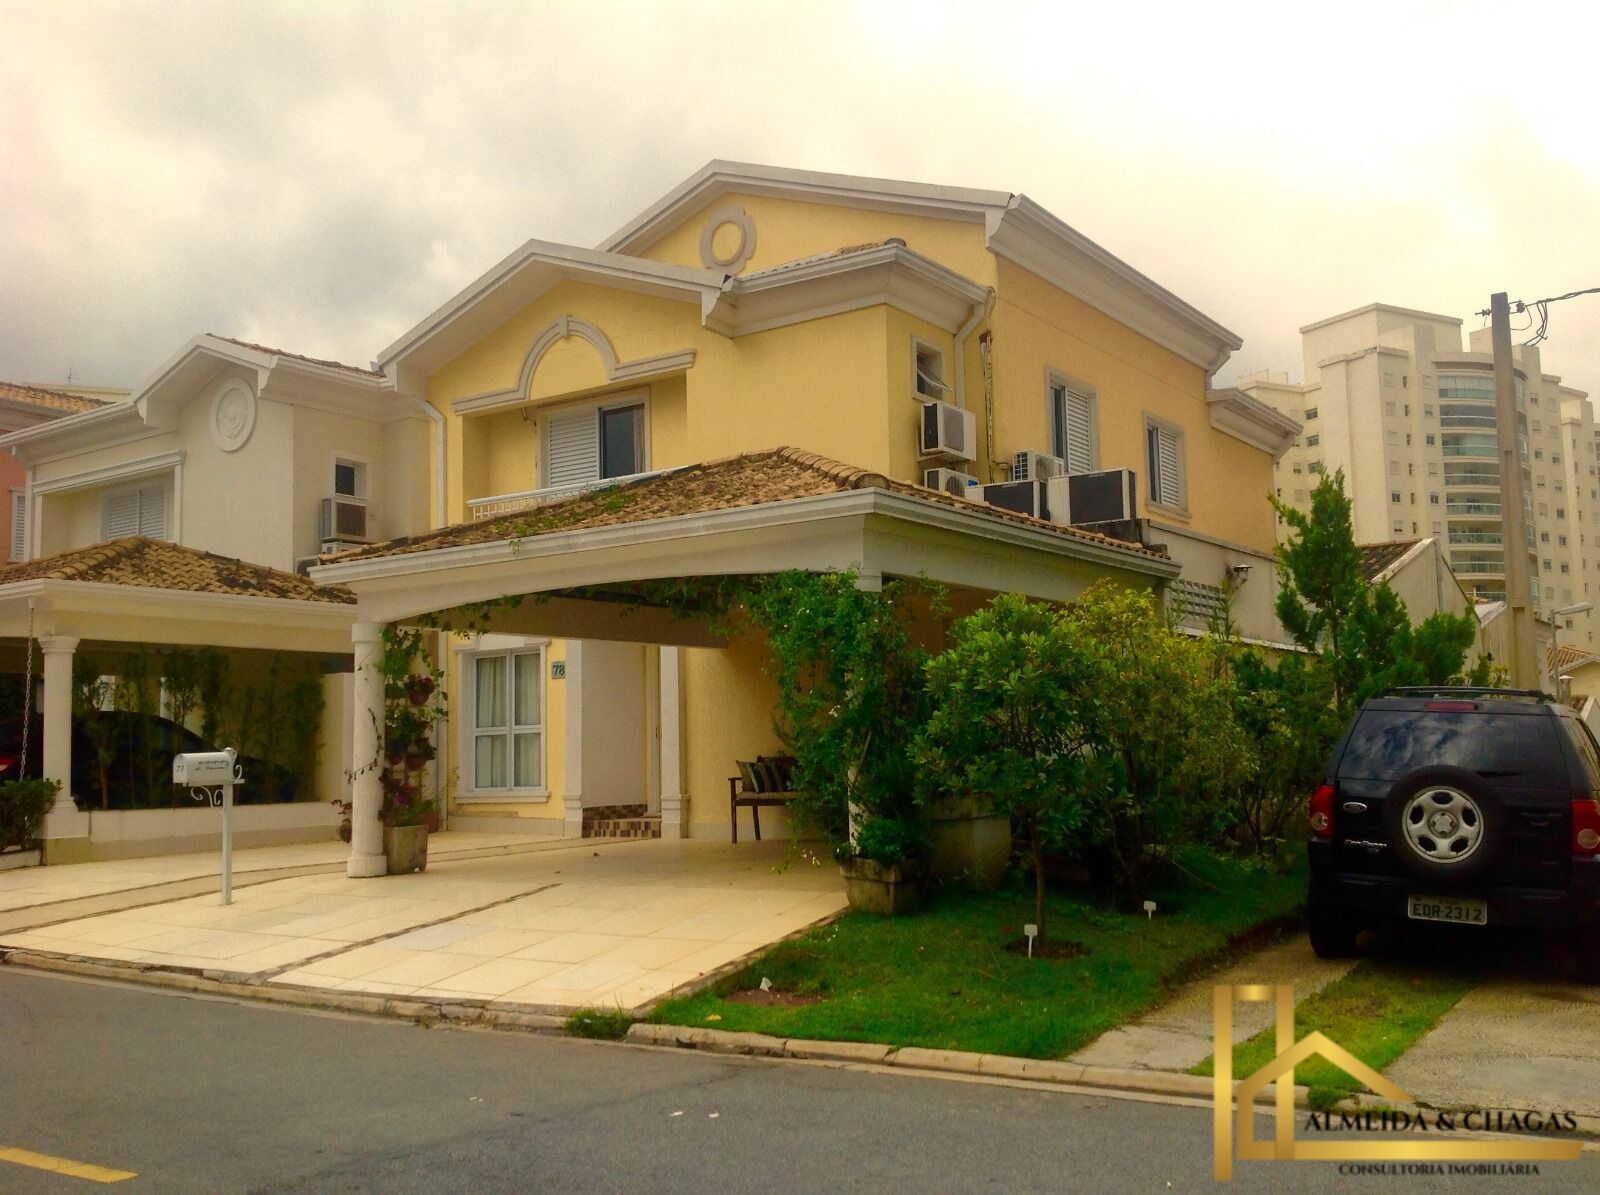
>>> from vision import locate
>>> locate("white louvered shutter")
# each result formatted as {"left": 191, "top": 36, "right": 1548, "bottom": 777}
{"left": 545, "top": 407, "right": 600, "bottom": 490}
{"left": 9, "top": 491, "right": 26, "bottom": 561}
{"left": 136, "top": 485, "right": 166, "bottom": 538}
{"left": 103, "top": 490, "right": 140, "bottom": 538}
{"left": 1150, "top": 426, "right": 1181, "bottom": 506}
{"left": 1063, "top": 391, "right": 1093, "bottom": 473}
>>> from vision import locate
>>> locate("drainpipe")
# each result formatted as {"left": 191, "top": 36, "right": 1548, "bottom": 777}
{"left": 979, "top": 331, "right": 998, "bottom": 483}
{"left": 952, "top": 287, "right": 995, "bottom": 412}
{"left": 402, "top": 393, "right": 447, "bottom": 530}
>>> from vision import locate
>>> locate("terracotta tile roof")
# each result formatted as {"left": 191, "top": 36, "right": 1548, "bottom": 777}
{"left": 1547, "top": 643, "right": 1598, "bottom": 674}
{"left": 0, "top": 537, "right": 354, "bottom": 604}
{"left": 0, "top": 380, "right": 111, "bottom": 415}
{"left": 209, "top": 335, "right": 383, "bottom": 379}
{"left": 1358, "top": 539, "right": 1419, "bottom": 582}
{"left": 335, "top": 447, "right": 1164, "bottom": 566}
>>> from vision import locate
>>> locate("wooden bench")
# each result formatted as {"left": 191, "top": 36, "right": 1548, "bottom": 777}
{"left": 729, "top": 755, "right": 801, "bottom": 843}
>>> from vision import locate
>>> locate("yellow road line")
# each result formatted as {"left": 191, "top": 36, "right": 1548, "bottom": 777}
{"left": 0, "top": 1145, "right": 137, "bottom": 1183}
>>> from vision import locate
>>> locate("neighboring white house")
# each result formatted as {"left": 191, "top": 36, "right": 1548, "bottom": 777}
{"left": 0, "top": 335, "right": 437, "bottom": 861}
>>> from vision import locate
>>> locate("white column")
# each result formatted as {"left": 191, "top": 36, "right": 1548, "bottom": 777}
{"left": 562, "top": 641, "right": 585, "bottom": 838}
{"left": 658, "top": 646, "right": 688, "bottom": 839}
{"left": 347, "top": 620, "right": 387, "bottom": 878}
{"left": 39, "top": 635, "right": 89, "bottom": 850}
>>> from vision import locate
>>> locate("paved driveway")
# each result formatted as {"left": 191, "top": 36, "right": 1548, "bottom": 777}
{"left": 0, "top": 839, "right": 844, "bottom": 1012}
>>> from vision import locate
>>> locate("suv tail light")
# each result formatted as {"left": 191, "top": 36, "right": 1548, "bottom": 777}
{"left": 1573, "top": 794, "right": 1600, "bottom": 855}
{"left": 1310, "top": 783, "right": 1335, "bottom": 839}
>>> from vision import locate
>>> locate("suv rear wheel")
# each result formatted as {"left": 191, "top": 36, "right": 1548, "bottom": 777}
{"left": 1308, "top": 886, "right": 1360, "bottom": 959}
{"left": 1382, "top": 766, "right": 1505, "bottom": 886}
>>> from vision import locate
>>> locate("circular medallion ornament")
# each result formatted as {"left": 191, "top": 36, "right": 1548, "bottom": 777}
{"left": 210, "top": 380, "right": 257, "bottom": 452}
{"left": 698, "top": 204, "right": 756, "bottom": 272}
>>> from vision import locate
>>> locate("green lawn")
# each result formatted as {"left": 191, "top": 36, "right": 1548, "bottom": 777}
{"left": 650, "top": 850, "right": 1306, "bottom": 1059}
{"left": 1191, "top": 958, "right": 1475, "bottom": 1108}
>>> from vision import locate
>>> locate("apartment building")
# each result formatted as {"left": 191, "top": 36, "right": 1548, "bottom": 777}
{"left": 1240, "top": 303, "right": 1598, "bottom": 650}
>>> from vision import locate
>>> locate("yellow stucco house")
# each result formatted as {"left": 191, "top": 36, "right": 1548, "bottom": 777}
{"left": 3, "top": 161, "right": 1298, "bottom": 870}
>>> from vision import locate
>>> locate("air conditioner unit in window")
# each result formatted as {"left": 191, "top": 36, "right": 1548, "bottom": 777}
{"left": 919, "top": 400, "right": 976, "bottom": 463}
{"left": 319, "top": 497, "right": 371, "bottom": 543}
{"left": 1012, "top": 450, "right": 1066, "bottom": 482}
{"left": 1045, "top": 468, "right": 1139, "bottom": 526}
{"left": 981, "top": 480, "right": 1047, "bottom": 519}
{"left": 922, "top": 467, "right": 981, "bottom": 499}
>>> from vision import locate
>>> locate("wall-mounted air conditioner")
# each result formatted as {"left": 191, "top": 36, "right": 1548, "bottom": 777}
{"left": 319, "top": 497, "right": 371, "bottom": 543}
{"left": 1012, "top": 450, "right": 1066, "bottom": 482}
{"left": 923, "top": 467, "right": 981, "bottom": 499}
{"left": 981, "top": 480, "right": 1047, "bottom": 519}
{"left": 1045, "top": 468, "right": 1138, "bottom": 526}
{"left": 919, "top": 400, "right": 976, "bottom": 462}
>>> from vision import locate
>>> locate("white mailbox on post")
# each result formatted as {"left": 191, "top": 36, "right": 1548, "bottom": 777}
{"left": 173, "top": 748, "right": 242, "bottom": 904}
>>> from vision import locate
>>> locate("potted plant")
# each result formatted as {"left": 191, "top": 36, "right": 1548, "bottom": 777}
{"left": 375, "top": 624, "right": 448, "bottom": 874}
{"left": 0, "top": 778, "right": 59, "bottom": 855}
{"left": 839, "top": 816, "right": 927, "bottom": 915}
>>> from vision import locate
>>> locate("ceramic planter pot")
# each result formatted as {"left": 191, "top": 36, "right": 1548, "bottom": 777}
{"left": 383, "top": 823, "right": 429, "bottom": 875}
{"left": 840, "top": 856, "right": 925, "bottom": 916}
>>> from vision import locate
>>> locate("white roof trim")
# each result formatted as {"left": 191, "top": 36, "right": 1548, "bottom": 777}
{"left": 312, "top": 486, "right": 1177, "bottom": 589}
{"left": 599, "top": 160, "right": 1013, "bottom": 255}
{"left": 1205, "top": 388, "right": 1301, "bottom": 457}
{"left": 985, "top": 197, "right": 1242, "bottom": 373}
{"left": 375, "top": 240, "right": 726, "bottom": 376}
{"left": 708, "top": 242, "right": 988, "bottom": 337}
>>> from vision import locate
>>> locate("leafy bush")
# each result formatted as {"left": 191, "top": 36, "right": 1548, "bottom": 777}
{"left": 742, "top": 571, "right": 937, "bottom": 862}
{"left": 850, "top": 816, "right": 924, "bottom": 865}
{"left": 0, "top": 778, "right": 59, "bottom": 851}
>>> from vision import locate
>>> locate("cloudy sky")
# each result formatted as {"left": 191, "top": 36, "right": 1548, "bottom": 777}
{"left": 3, "top": 0, "right": 1597, "bottom": 395}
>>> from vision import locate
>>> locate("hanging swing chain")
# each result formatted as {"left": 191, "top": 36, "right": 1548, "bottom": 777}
{"left": 19, "top": 600, "right": 36, "bottom": 776}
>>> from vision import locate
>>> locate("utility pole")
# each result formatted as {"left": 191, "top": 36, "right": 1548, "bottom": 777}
{"left": 1490, "top": 292, "right": 1538, "bottom": 688}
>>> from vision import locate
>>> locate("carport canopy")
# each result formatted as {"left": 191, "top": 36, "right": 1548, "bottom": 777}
{"left": 311, "top": 447, "right": 1179, "bottom": 878}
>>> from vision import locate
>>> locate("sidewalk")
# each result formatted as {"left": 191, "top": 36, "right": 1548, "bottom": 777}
{"left": 0, "top": 837, "right": 845, "bottom": 1013}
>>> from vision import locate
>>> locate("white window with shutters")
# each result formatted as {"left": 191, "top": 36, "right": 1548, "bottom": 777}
{"left": 1047, "top": 375, "right": 1096, "bottom": 474}
{"left": 1144, "top": 416, "right": 1186, "bottom": 511}
{"left": 540, "top": 394, "right": 648, "bottom": 492}
{"left": 8, "top": 489, "right": 25, "bottom": 562}
{"left": 101, "top": 482, "right": 167, "bottom": 540}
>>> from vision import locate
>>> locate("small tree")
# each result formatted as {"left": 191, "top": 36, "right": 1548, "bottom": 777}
{"left": 916, "top": 594, "right": 1104, "bottom": 944}
{"left": 1273, "top": 470, "right": 1366, "bottom": 713}
{"left": 1066, "top": 583, "right": 1249, "bottom": 906}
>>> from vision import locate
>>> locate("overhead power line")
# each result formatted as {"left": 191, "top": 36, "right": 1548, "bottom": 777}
{"left": 1478, "top": 285, "right": 1600, "bottom": 347}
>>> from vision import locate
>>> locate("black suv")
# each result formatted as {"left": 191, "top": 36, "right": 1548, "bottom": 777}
{"left": 1308, "top": 687, "right": 1600, "bottom": 980}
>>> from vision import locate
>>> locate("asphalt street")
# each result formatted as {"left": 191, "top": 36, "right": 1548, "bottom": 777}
{"left": 1, "top": 969, "right": 1596, "bottom": 1194}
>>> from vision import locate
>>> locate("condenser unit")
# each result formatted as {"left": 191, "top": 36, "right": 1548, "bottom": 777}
{"left": 1012, "top": 449, "right": 1066, "bottom": 482}
{"left": 319, "top": 497, "right": 371, "bottom": 543}
{"left": 922, "top": 467, "right": 981, "bottom": 499}
{"left": 918, "top": 400, "right": 976, "bottom": 462}
{"left": 981, "top": 480, "right": 1047, "bottom": 519}
{"left": 1045, "top": 468, "right": 1139, "bottom": 526}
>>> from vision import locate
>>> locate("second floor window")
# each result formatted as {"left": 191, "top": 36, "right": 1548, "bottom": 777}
{"left": 1145, "top": 419, "right": 1184, "bottom": 509}
{"left": 103, "top": 483, "right": 166, "bottom": 540}
{"left": 1049, "top": 381, "right": 1094, "bottom": 473}
{"left": 546, "top": 400, "right": 646, "bottom": 490}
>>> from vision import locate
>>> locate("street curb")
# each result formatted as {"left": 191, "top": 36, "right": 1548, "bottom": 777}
{"left": 624, "top": 1023, "right": 1600, "bottom": 1141}
{"left": 0, "top": 947, "right": 567, "bottom": 1033}
{"left": 623, "top": 1022, "right": 1299, "bottom": 1104}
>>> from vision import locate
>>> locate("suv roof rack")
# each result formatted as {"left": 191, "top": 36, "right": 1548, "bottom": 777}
{"left": 1382, "top": 685, "right": 1555, "bottom": 702}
